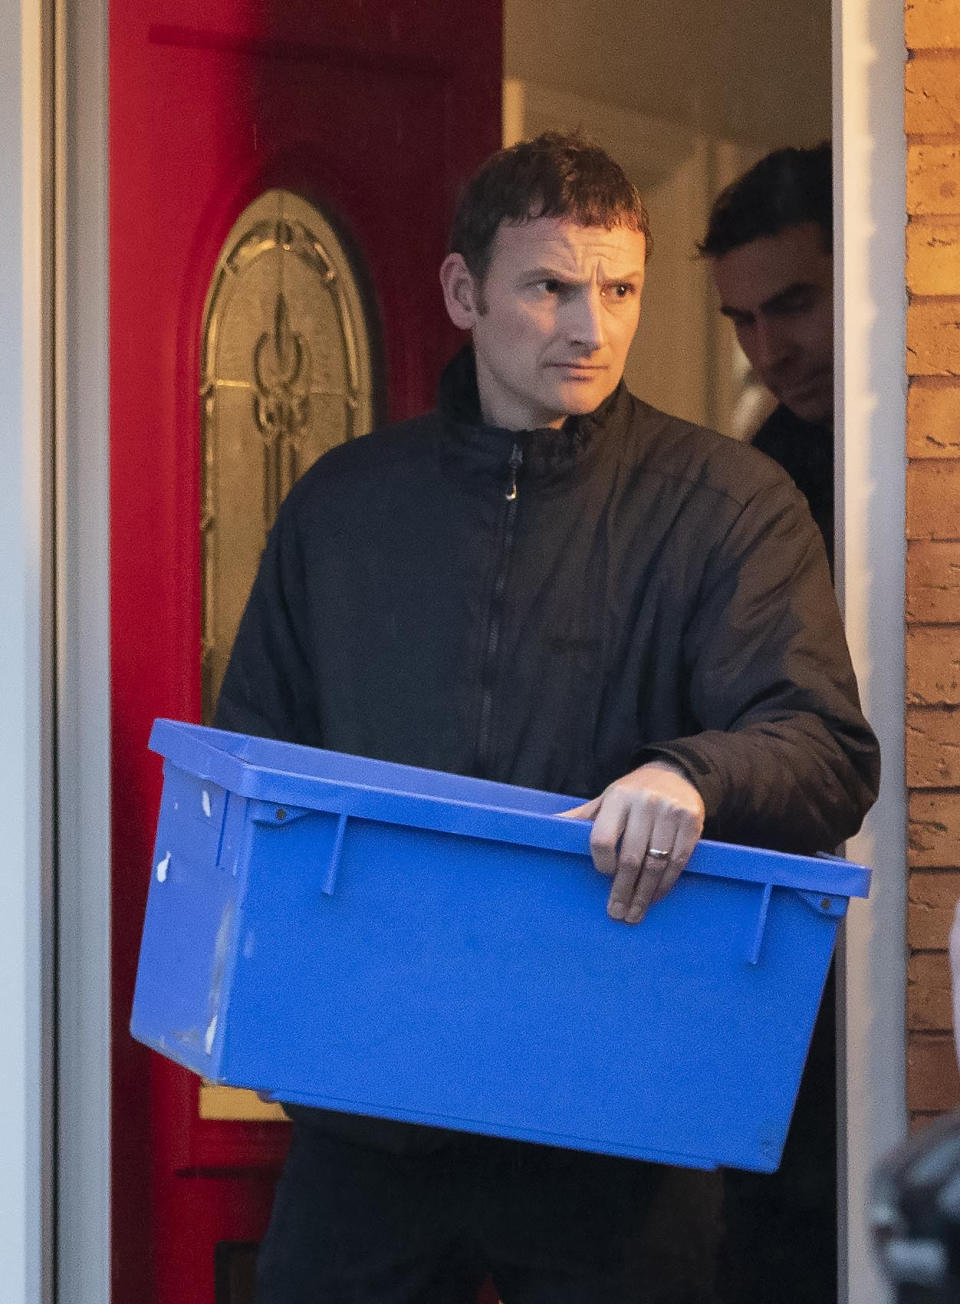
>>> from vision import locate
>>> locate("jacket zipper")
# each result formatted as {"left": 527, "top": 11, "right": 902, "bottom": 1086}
{"left": 475, "top": 442, "right": 523, "bottom": 776}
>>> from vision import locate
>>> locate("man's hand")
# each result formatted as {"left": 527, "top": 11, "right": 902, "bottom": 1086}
{"left": 561, "top": 761, "right": 705, "bottom": 923}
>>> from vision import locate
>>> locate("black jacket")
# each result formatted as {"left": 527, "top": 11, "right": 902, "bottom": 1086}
{"left": 752, "top": 403, "right": 834, "bottom": 572}
{"left": 216, "top": 349, "right": 879, "bottom": 1150}
{"left": 217, "top": 349, "right": 878, "bottom": 856}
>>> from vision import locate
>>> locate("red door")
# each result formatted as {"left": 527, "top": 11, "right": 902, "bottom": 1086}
{"left": 109, "top": 5, "right": 502, "bottom": 1300}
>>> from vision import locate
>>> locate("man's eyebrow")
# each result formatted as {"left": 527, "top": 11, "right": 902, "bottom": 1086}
{"left": 522, "top": 266, "right": 644, "bottom": 283}
{"left": 721, "top": 281, "right": 819, "bottom": 320}
{"left": 760, "top": 281, "right": 818, "bottom": 311}
{"left": 522, "top": 265, "right": 580, "bottom": 282}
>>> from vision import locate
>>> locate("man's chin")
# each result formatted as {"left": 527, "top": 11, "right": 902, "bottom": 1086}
{"left": 776, "top": 383, "right": 834, "bottom": 427}
{"left": 551, "top": 380, "right": 616, "bottom": 419}
{"left": 786, "top": 398, "right": 834, "bottom": 426}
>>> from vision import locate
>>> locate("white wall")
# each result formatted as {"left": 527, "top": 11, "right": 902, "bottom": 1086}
{"left": 0, "top": 1, "right": 53, "bottom": 1301}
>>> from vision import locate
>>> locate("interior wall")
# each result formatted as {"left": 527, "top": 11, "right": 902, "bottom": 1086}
{"left": 504, "top": 0, "right": 831, "bottom": 434}
{"left": 505, "top": 0, "right": 832, "bottom": 150}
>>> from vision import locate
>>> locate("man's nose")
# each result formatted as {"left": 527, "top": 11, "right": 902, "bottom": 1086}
{"left": 752, "top": 317, "right": 793, "bottom": 373}
{"left": 565, "top": 288, "right": 606, "bottom": 351}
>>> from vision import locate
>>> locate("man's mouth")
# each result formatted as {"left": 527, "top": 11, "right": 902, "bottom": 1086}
{"left": 775, "top": 372, "right": 831, "bottom": 402}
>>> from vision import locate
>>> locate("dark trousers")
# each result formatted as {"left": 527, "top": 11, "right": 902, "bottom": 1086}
{"left": 255, "top": 1123, "right": 715, "bottom": 1304}
{"left": 717, "top": 966, "right": 838, "bottom": 1304}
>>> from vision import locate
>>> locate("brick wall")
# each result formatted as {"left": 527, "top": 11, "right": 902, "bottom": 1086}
{"left": 905, "top": 0, "right": 960, "bottom": 1124}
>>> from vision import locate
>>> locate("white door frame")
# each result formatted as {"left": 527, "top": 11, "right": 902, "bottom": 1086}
{"left": 53, "top": 0, "right": 112, "bottom": 1298}
{"left": 1, "top": 0, "right": 111, "bottom": 1302}
{"left": 0, "top": 0, "right": 55, "bottom": 1301}
{"left": 834, "top": 0, "right": 908, "bottom": 1299}
{"left": 0, "top": 0, "right": 908, "bottom": 1300}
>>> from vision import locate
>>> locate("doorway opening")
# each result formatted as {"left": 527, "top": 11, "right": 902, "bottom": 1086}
{"left": 505, "top": 2, "right": 835, "bottom": 1300}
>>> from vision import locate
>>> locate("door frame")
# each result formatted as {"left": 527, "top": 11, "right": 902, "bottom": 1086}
{"left": 0, "top": 0, "right": 56, "bottom": 1301}
{"left": 0, "top": 0, "right": 905, "bottom": 1299}
{"left": 834, "top": 0, "right": 908, "bottom": 1299}
{"left": 52, "top": 0, "right": 112, "bottom": 1299}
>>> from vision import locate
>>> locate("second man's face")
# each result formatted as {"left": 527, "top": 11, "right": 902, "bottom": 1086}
{"left": 442, "top": 217, "right": 647, "bottom": 431}
{"left": 711, "top": 221, "right": 834, "bottom": 426}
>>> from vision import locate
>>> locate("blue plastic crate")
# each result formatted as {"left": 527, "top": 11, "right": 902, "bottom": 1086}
{"left": 131, "top": 719, "right": 870, "bottom": 1172}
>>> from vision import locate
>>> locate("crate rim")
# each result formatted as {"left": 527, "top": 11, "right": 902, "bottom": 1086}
{"left": 148, "top": 717, "right": 871, "bottom": 900}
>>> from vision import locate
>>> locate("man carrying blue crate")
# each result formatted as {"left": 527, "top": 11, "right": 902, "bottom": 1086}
{"left": 216, "top": 132, "right": 879, "bottom": 1304}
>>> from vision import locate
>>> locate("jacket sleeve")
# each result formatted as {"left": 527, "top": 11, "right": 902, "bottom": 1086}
{"left": 213, "top": 501, "right": 323, "bottom": 746}
{"left": 641, "top": 477, "right": 880, "bottom": 854}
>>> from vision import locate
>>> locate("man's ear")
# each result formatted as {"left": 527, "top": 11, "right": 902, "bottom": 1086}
{"left": 440, "top": 253, "right": 482, "bottom": 330}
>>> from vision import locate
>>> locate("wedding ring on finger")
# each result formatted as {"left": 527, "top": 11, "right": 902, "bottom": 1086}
{"left": 645, "top": 847, "right": 671, "bottom": 860}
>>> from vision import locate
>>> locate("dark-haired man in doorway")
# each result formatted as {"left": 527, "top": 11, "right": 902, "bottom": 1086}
{"left": 701, "top": 142, "right": 841, "bottom": 1304}
{"left": 700, "top": 142, "right": 835, "bottom": 569}
{"left": 218, "top": 132, "right": 876, "bottom": 1304}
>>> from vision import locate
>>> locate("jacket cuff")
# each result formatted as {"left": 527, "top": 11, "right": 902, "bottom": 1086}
{"left": 630, "top": 743, "right": 723, "bottom": 818}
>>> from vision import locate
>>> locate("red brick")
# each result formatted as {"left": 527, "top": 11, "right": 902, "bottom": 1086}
{"left": 906, "top": 55, "right": 960, "bottom": 135}
{"left": 908, "top": 541, "right": 960, "bottom": 619}
{"left": 908, "top": 705, "right": 960, "bottom": 785}
{"left": 906, "top": 0, "right": 960, "bottom": 50}
{"left": 908, "top": 1033, "right": 960, "bottom": 1113}
{"left": 907, "top": 380, "right": 960, "bottom": 456}
{"left": 909, "top": 221, "right": 960, "bottom": 295}
{"left": 909, "top": 949, "right": 955, "bottom": 1031}
{"left": 908, "top": 872, "right": 960, "bottom": 942}
{"left": 913, "top": 795, "right": 960, "bottom": 870}
{"left": 907, "top": 460, "right": 960, "bottom": 537}
{"left": 907, "top": 301, "right": 960, "bottom": 378}
{"left": 908, "top": 625, "right": 960, "bottom": 703}
{"left": 908, "top": 144, "right": 960, "bottom": 216}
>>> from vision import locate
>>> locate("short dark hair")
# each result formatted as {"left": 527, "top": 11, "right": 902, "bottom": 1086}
{"left": 698, "top": 142, "right": 832, "bottom": 258}
{"left": 449, "top": 131, "right": 652, "bottom": 282}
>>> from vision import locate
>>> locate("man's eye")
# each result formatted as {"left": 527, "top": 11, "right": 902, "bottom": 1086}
{"left": 539, "top": 279, "right": 563, "bottom": 294}
{"left": 605, "top": 282, "right": 635, "bottom": 300}
{"left": 772, "top": 292, "right": 815, "bottom": 316}
{"left": 782, "top": 301, "right": 811, "bottom": 316}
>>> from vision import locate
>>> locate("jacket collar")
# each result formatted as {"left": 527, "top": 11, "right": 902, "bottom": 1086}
{"left": 435, "top": 345, "right": 625, "bottom": 482}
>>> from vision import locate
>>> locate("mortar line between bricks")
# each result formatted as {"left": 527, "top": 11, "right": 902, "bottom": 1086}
{"left": 907, "top": 133, "right": 960, "bottom": 145}
{"left": 906, "top": 47, "right": 960, "bottom": 61}
{"left": 909, "top": 213, "right": 960, "bottom": 225}
{"left": 908, "top": 375, "right": 960, "bottom": 388}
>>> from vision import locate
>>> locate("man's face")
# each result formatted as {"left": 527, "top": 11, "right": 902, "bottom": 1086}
{"left": 441, "top": 217, "right": 647, "bottom": 430}
{"left": 711, "top": 221, "right": 834, "bottom": 425}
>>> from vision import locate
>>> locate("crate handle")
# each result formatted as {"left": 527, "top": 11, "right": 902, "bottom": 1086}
{"left": 747, "top": 882, "right": 773, "bottom": 965}
{"left": 321, "top": 812, "right": 349, "bottom": 896}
